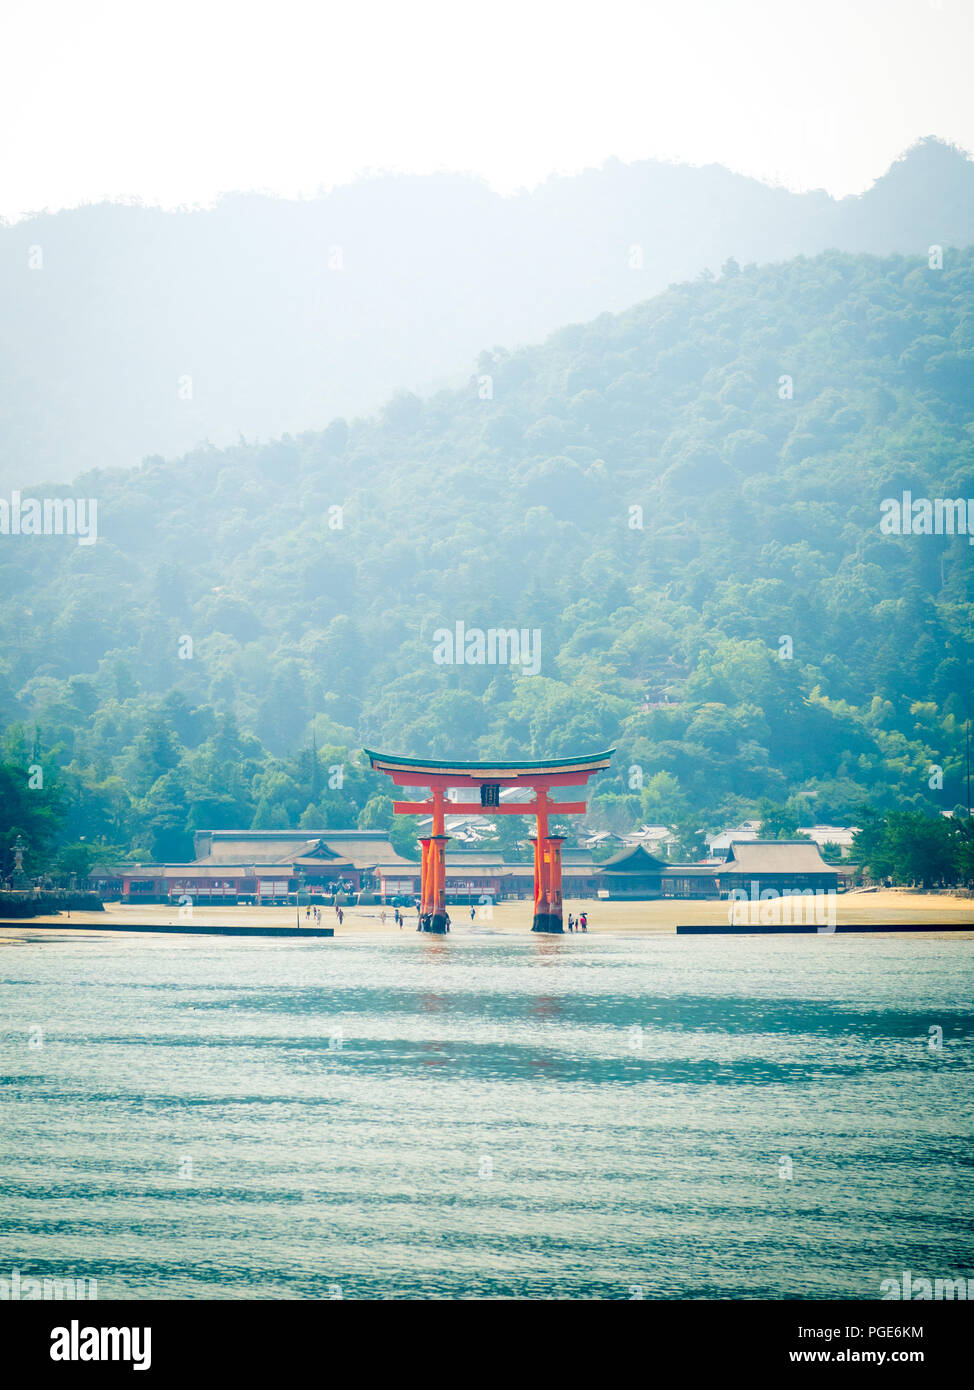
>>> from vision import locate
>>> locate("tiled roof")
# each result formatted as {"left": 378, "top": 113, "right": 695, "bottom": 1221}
{"left": 721, "top": 840, "right": 836, "bottom": 873}
{"left": 192, "top": 830, "right": 407, "bottom": 869}
{"left": 599, "top": 844, "right": 670, "bottom": 872}
{"left": 195, "top": 838, "right": 339, "bottom": 865}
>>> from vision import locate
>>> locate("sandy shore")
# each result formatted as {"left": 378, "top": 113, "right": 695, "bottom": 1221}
{"left": 1, "top": 891, "right": 972, "bottom": 942}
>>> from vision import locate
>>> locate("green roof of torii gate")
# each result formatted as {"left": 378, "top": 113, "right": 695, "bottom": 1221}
{"left": 364, "top": 748, "right": 614, "bottom": 776}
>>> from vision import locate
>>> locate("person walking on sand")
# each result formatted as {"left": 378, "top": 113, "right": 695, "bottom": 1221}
{"left": 470, "top": 905, "right": 475, "bottom": 922}
{"left": 567, "top": 913, "right": 574, "bottom": 932}
{"left": 580, "top": 911, "right": 588, "bottom": 932}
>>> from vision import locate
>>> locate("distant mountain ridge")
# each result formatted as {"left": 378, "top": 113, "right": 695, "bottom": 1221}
{"left": 2, "top": 136, "right": 973, "bottom": 489}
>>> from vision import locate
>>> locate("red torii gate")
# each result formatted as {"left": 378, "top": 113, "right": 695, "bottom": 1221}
{"left": 364, "top": 749, "right": 614, "bottom": 933}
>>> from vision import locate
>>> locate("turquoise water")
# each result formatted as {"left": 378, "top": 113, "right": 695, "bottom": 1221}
{"left": 1, "top": 930, "right": 972, "bottom": 1299}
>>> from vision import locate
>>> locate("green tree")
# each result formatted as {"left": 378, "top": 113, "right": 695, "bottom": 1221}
{"left": 358, "top": 795, "right": 394, "bottom": 831}
{"left": 389, "top": 816, "right": 421, "bottom": 861}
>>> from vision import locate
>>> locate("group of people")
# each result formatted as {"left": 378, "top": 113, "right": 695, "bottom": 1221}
{"left": 412, "top": 904, "right": 451, "bottom": 932}
{"left": 305, "top": 903, "right": 343, "bottom": 925}
{"left": 382, "top": 905, "right": 446, "bottom": 929}
{"left": 306, "top": 899, "right": 589, "bottom": 933}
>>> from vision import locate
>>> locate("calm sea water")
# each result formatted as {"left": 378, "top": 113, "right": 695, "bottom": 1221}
{"left": 1, "top": 930, "right": 972, "bottom": 1300}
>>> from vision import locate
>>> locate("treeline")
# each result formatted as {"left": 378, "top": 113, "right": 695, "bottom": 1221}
{"left": 1, "top": 244, "right": 973, "bottom": 869}
{"left": 852, "top": 810, "right": 974, "bottom": 888}
{"left": 0, "top": 719, "right": 421, "bottom": 877}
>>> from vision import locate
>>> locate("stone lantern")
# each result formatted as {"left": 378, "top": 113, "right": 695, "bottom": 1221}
{"left": 11, "top": 835, "right": 30, "bottom": 891}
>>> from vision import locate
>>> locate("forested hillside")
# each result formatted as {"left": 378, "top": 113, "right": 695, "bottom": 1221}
{"left": 2, "top": 138, "right": 973, "bottom": 488}
{"left": 2, "top": 244, "right": 973, "bottom": 869}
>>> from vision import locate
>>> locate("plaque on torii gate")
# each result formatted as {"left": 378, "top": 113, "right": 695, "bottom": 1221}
{"left": 364, "top": 749, "right": 614, "bottom": 933}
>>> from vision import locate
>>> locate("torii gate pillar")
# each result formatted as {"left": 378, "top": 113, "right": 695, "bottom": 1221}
{"left": 427, "top": 833, "right": 450, "bottom": 933}
{"left": 530, "top": 834, "right": 565, "bottom": 933}
{"left": 418, "top": 790, "right": 451, "bottom": 932}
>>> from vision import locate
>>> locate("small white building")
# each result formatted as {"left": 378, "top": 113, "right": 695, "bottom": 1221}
{"left": 620, "top": 825, "right": 680, "bottom": 856}
{"left": 707, "top": 821, "right": 762, "bottom": 854}
{"left": 797, "top": 825, "right": 859, "bottom": 852}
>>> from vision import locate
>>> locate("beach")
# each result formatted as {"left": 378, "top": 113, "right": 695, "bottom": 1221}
{"left": 2, "top": 890, "right": 972, "bottom": 942}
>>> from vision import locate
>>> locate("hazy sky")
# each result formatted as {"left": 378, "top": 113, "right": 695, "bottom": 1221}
{"left": 2, "top": 0, "right": 972, "bottom": 221}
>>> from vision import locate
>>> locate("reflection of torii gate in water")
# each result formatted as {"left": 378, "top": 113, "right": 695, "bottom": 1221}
{"left": 364, "top": 749, "right": 614, "bottom": 933}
